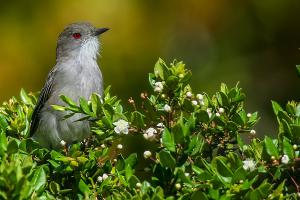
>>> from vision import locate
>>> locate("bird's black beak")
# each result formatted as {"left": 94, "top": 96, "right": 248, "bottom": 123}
{"left": 95, "top": 28, "right": 109, "bottom": 36}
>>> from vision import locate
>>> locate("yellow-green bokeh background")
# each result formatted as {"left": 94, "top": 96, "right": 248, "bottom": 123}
{"left": 1, "top": 0, "right": 300, "bottom": 133}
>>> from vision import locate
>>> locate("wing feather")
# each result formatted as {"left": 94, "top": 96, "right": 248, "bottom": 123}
{"left": 30, "top": 68, "right": 57, "bottom": 136}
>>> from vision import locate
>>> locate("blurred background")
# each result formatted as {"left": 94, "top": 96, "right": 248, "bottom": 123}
{"left": 0, "top": 0, "right": 300, "bottom": 135}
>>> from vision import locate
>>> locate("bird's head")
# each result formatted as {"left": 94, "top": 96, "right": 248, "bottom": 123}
{"left": 56, "top": 22, "right": 109, "bottom": 61}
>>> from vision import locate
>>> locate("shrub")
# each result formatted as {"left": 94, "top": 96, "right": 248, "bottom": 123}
{"left": 0, "top": 59, "right": 299, "bottom": 199}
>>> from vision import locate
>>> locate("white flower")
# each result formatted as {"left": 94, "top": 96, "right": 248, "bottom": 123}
{"left": 219, "top": 107, "right": 225, "bottom": 113}
{"left": 102, "top": 173, "right": 109, "bottom": 180}
{"left": 191, "top": 100, "right": 198, "bottom": 106}
{"left": 196, "top": 94, "right": 204, "bottom": 101}
{"left": 154, "top": 86, "right": 162, "bottom": 93}
{"left": 154, "top": 82, "right": 164, "bottom": 93}
{"left": 97, "top": 176, "right": 103, "bottom": 182}
{"left": 184, "top": 173, "right": 190, "bottom": 177}
{"left": 216, "top": 112, "right": 220, "bottom": 117}
{"left": 186, "top": 91, "right": 192, "bottom": 98}
{"left": 113, "top": 119, "right": 129, "bottom": 134}
{"left": 144, "top": 150, "right": 152, "bottom": 159}
{"left": 157, "top": 122, "right": 164, "bottom": 128}
{"left": 208, "top": 112, "right": 212, "bottom": 118}
{"left": 207, "top": 108, "right": 212, "bottom": 118}
{"left": 117, "top": 144, "right": 123, "bottom": 149}
{"left": 97, "top": 173, "right": 109, "bottom": 182}
{"left": 164, "top": 104, "right": 172, "bottom": 112}
{"left": 146, "top": 127, "right": 157, "bottom": 136}
{"left": 247, "top": 113, "right": 252, "bottom": 118}
{"left": 250, "top": 129, "right": 256, "bottom": 135}
{"left": 60, "top": 140, "right": 66, "bottom": 146}
{"left": 136, "top": 182, "right": 142, "bottom": 188}
{"left": 242, "top": 158, "right": 256, "bottom": 171}
{"left": 100, "top": 144, "right": 106, "bottom": 148}
{"left": 144, "top": 127, "right": 157, "bottom": 140}
{"left": 175, "top": 183, "right": 181, "bottom": 190}
{"left": 293, "top": 144, "right": 298, "bottom": 150}
{"left": 281, "top": 155, "right": 289, "bottom": 164}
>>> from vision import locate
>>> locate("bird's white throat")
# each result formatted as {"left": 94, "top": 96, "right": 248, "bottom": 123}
{"left": 77, "top": 37, "right": 100, "bottom": 66}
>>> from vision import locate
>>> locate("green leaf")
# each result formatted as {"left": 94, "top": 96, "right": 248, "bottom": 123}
{"left": 0, "top": 114, "right": 8, "bottom": 131}
{"left": 191, "top": 191, "right": 208, "bottom": 200}
{"left": 162, "top": 128, "right": 175, "bottom": 152}
{"left": 7, "top": 139, "right": 18, "bottom": 155}
{"left": 291, "top": 124, "right": 300, "bottom": 138}
{"left": 20, "top": 88, "right": 32, "bottom": 105}
{"left": 213, "top": 157, "right": 233, "bottom": 177}
{"left": 283, "top": 137, "right": 294, "bottom": 159}
{"left": 79, "top": 97, "right": 93, "bottom": 116}
{"left": 154, "top": 58, "right": 165, "bottom": 80}
{"left": 51, "top": 105, "right": 66, "bottom": 111}
{"left": 60, "top": 95, "right": 77, "bottom": 107}
{"left": 78, "top": 179, "right": 90, "bottom": 195}
{"left": 0, "top": 131, "right": 7, "bottom": 155}
{"left": 154, "top": 58, "right": 169, "bottom": 80}
{"left": 264, "top": 136, "right": 279, "bottom": 158}
{"left": 271, "top": 101, "right": 283, "bottom": 116}
{"left": 232, "top": 166, "right": 246, "bottom": 183}
{"left": 128, "top": 175, "right": 140, "bottom": 189}
{"left": 116, "top": 155, "right": 126, "bottom": 171}
{"left": 196, "top": 110, "right": 209, "bottom": 123}
{"left": 166, "top": 75, "right": 179, "bottom": 89}
{"left": 91, "top": 93, "right": 102, "bottom": 115}
{"left": 31, "top": 167, "right": 46, "bottom": 194}
{"left": 172, "top": 122, "right": 184, "bottom": 144}
{"left": 49, "top": 181, "right": 60, "bottom": 194}
{"left": 125, "top": 153, "right": 138, "bottom": 168}
{"left": 158, "top": 150, "right": 176, "bottom": 170}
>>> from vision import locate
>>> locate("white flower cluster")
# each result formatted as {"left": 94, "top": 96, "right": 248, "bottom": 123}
{"left": 164, "top": 104, "right": 172, "bottom": 112}
{"left": 144, "top": 150, "right": 152, "bottom": 159}
{"left": 281, "top": 155, "right": 289, "bottom": 164}
{"left": 186, "top": 91, "right": 192, "bottom": 98}
{"left": 143, "top": 127, "right": 157, "bottom": 140}
{"left": 242, "top": 158, "right": 256, "bottom": 171}
{"left": 156, "top": 122, "right": 164, "bottom": 130}
{"left": 185, "top": 92, "right": 205, "bottom": 106}
{"left": 154, "top": 82, "right": 164, "bottom": 93}
{"left": 113, "top": 119, "right": 129, "bottom": 134}
{"left": 97, "top": 173, "right": 109, "bottom": 182}
{"left": 206, "top": 108, "right": 212, "bottom": 118}
{"left": 196, "top": 94, "right": 205, "bottom": 106}
{"left": 215, "top": 107, "right": 225, "bottom": 117}
{"left": 60, "top": 140, "right": 66, "bottom": 146}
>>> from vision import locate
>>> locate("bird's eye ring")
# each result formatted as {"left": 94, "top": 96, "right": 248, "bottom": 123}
{"left": 72, "top": 33, "right": 81, "bottom": 39}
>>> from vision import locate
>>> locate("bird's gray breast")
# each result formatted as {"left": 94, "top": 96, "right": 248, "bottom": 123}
{"left": 36, "top": 60, "right": 103, "bottom": 148}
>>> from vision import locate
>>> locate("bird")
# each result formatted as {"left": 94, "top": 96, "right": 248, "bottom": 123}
{"left": 30, "top": 22, "right": 109, "bottom": 149}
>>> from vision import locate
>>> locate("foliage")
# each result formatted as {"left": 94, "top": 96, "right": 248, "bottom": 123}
{"left": 0, "top": 59, "right": 299, "bottom": 199}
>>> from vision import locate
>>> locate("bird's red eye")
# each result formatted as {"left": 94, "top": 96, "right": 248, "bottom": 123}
{"left": 72, "top": 33, "right": 81, "bottom": 39}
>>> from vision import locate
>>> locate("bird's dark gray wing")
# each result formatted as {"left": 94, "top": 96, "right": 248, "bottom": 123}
{"left": 30, "top": 68, "right": 56, "bottom": 136}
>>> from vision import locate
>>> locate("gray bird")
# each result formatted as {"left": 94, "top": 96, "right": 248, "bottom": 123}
{"left": 30, "top": 22, "right": 109, "bottom": 149}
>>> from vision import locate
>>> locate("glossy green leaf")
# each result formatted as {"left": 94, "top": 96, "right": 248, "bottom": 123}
{"left": 158, "top": 150, "right": 176, "bottom": 170}
{"left": 264, "top": 136, "right": 279, "bottom": 158}
{"left": 282, "top": 137, "right": 294, "bottom": 159}
{"left": 162, "top": 128, "right": 175, "bottom": 152}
